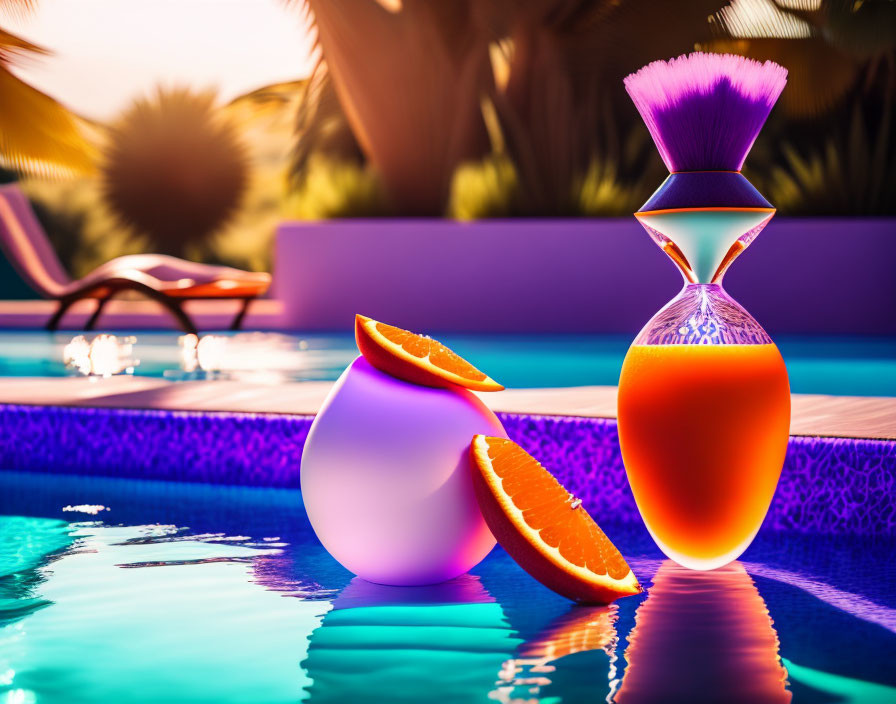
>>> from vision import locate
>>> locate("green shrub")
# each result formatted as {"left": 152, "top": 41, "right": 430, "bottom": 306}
{"left": 448, "top": 155, "right": 518, "bottom": 220}
{"left": 282, "top": 156, "right": 388, "bottom": 219}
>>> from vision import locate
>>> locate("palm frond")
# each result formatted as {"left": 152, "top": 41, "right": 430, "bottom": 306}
{"left": 0, "top": 26, "right": 46, "bottom": 58}
{"left": 714, "top": 0, "right": 815, "bottom": 39}
{"left": 0, "top": 27, "right": 96, "bottom": 176}
{"left": 0, "top": 66, "right": 96, "bottom": 176}
{"left": 0, "top": 1, "right": 38, "bottom": 20}
{"left": 289, "top": 57, "right": 362, "bottom": 189}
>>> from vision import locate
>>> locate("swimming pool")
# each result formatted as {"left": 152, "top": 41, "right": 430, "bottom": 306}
{"left": 1, "top": 470, "right": 893, "bottom": 704}
{"left": 1, "top": 330, "right": 894, "bottom": 396}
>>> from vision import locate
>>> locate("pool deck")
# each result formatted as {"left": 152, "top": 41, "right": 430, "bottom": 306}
{"left": 0, "top": 376, "right": 893, "bottom": 439}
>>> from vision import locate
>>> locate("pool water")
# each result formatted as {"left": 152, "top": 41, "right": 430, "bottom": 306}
{"left": 0, "top": 330, "right": 894, "bottom": 396}
{"left": 1, "top": 471, "right": 893, "bottom": 704}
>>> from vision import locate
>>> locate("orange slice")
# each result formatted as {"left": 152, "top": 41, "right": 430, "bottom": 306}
{"left": 355, "top": 314, "right": 503, "bottom": 392}
{"left": 470, "top": 435, "right": 641, "bottom": 604}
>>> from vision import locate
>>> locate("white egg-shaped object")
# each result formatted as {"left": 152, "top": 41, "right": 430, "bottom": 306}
{"left": 301, "top": 356, "right": 506, "bottom": 586}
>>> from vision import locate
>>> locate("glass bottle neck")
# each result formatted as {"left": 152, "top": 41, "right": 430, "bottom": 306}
{"left": 633, "top": 283, "right": 773, "bottom": 346}
{"left": 636, "top": 210, "right": 774, "bottom": 285}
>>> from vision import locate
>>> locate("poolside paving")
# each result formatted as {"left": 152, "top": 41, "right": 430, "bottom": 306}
{"left": 0, "top": 376, "right": 892, "bottom": 440}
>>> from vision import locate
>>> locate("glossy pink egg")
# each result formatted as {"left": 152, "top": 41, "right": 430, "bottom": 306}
{"left": 301, "top": 356, "right": 506, "bottom": 585}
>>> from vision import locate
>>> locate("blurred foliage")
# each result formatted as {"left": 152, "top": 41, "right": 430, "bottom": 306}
{"left": 20, "top": 177, "right": 145, "bottom": 279}
{"left": 755, "top": 98, "right": 896, "bottom": 214}
{"left": 283, "top": 155, "right": 388, "bottom": 219}
{"left": 211, "top": 80, "right": 307, "bottom": 272}
{"left": 6, "top": 0, "right": 895, "bottom": 301}
{"left": 297, "top": 0, "right": 494, "bottom": 214}
{"left": 203, "top": 162, "right": 282, "bottom": 273}
{"left": 576, "top": 157, "right": 651, "bottom": 217}
{"left": 292, "top": 0, "right": 896, "bottom": 217}
{"left": 288, "top": 59, "right": 364, "bottom": 190}
{"left": 101, "top": 88, "right": 249, "bottom": 258}
{"left": 706, "top": 0, "right": 896, "bottom": 120}
{"left": 0, "top": 1, "right": 96, "bottom": 176}
{"left": 727, "top": 1, "right": 896, "bottom": 215}
{"left": 449, "top": 154, "right": 518, "bottom": 220}
{"left": 484, "top": 0, "right": 725, "bottom": 215}
{"left": 448, "top": 149, "right": 653, "bottom": 219}
{"left": 291, "top": 0, "right": 722, "bottom": 216}
{"left": 10, "top": 81, "right": 303, "bottom": 282}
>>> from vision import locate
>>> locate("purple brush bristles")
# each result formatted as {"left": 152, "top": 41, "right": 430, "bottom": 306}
{"left": 624, "top": 53, "right": 787, "bottom": 172}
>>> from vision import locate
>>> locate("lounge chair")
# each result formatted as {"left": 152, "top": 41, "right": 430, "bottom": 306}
{"left": 0, "top": 184, "right": 271, "bottom": 334}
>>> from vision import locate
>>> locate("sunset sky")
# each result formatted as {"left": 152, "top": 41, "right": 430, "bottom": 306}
{"left": 2, "top": 0, "right": 317, "bottom": 121}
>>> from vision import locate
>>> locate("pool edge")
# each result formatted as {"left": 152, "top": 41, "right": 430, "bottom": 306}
{"left": 1, "top": 403, "right": 892, "bottom": 536}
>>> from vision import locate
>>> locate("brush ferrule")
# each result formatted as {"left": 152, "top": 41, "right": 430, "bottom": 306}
{"left": 638, "top": 172, "right": 772, "bottom": 214}
{"left": 624, "top": 52, "right": 787, "bottom": 173}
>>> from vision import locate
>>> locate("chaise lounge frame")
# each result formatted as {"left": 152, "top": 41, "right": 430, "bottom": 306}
{"left": 0, "top": 184, "right": 271, "bottom": 335}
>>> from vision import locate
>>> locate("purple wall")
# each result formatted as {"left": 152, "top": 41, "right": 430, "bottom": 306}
{"left": 726, "top": 217, "right": 896, "bottom": 337}
{"left": 275, "top": 218, "right": 896, "bottom": 335}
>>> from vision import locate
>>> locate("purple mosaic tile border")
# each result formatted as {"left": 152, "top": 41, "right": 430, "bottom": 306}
{"left": 0, "top": 404, "right": 310, "bottom": 487}
{"left": 0, "top": 404, "right": 892, "bottom": 535}
{"left": 501, "top": 414, "right": 896, "bottom": 536}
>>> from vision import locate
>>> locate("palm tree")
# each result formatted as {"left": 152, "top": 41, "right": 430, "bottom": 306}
{"left": 299, "top": 0, "right": 494, "bottom": 215}
{"left": 0, "top": 1, "right": 95, "bottom": 176}
{"left": 101, "top": 88, "right": 249, "bottom": 259}
{"left": 293, "top": 0, "right": 726, "bottom": 216}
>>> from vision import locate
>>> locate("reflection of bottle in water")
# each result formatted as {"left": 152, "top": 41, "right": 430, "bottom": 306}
{"left": 616, "top": 560, "right": 790, "bottom": 704}
{"left": 302, "top": 574, "right": 520, "bottom": 703}
{"left": 492, "top": 605, "right": 619, "bottom": 704}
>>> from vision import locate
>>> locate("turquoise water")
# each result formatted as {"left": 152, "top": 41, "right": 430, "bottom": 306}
{"left": 0, "top": 330, "right": 894, "bottom": 395}
{"left": 1, "top": 471, "right": 894, "bottom": 704}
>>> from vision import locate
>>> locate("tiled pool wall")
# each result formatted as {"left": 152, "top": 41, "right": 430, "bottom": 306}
{"left": 0, "top": 404, "right": 892, "bottom": 536}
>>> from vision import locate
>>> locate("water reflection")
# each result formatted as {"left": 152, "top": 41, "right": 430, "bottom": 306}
{"left": 492, "top": 605, "right": 619, "bottom": 703}
{"left": 616, "top": 560, "right": 790, "bottom": 703}
{"left": 302, "top": 574, "right": 520, "bottom": 703}
{"left": 0, "top": 516, "right": 72, "bottom": 631}
{"left": 1, "top": 520, "right": 329, "bottom": 704}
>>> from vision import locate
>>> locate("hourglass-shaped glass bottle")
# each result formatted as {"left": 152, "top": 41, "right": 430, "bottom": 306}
{"left": 617, "top": 54, "right": 791, "bottom": 570}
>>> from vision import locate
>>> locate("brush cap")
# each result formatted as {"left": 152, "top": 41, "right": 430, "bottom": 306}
{"left": 638, "top": 172, "right": 773, "bottom": 213}
{"left": 624, "top": 53, "right": 787, "bottom": 172}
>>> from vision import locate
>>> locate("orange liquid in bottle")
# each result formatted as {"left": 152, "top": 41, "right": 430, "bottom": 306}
{"left": 617, "top": 344, "right": 790, "bottom": 569}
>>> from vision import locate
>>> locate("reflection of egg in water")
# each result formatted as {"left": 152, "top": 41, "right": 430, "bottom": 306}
{"left": 301, "top": 356, "right": 506, "bottom": 586}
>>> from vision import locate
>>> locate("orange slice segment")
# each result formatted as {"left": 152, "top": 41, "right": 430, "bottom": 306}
{"left": 470, "top": 435, "right": 641, "bottom": 604}
{"left": 355, "top": 314, "right": 503, "bottom": 392}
